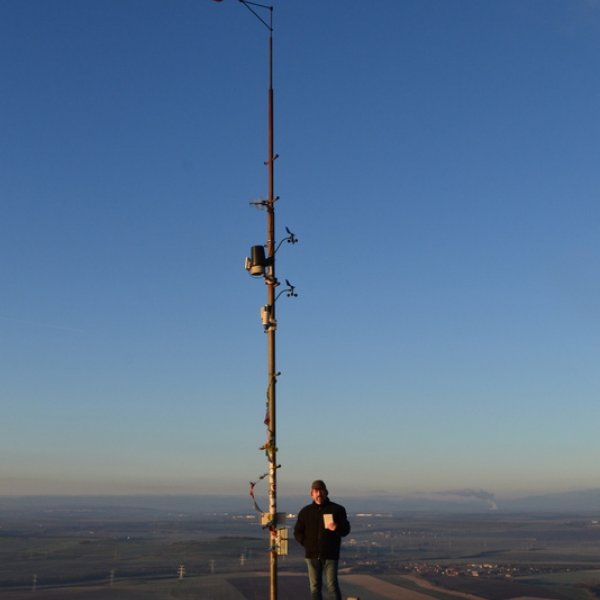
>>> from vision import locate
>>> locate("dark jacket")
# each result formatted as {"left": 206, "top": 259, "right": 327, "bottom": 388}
{"left": 294, "top": 498, "right": 350, "bottom": 560}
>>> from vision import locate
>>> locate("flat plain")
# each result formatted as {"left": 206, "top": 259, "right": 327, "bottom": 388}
{"left": 1, "top": 499, "right": 599, "bottom": 599}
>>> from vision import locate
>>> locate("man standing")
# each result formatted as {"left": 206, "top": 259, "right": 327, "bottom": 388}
{"left": 294, "top": 480, "right": 351, "bottom": 600}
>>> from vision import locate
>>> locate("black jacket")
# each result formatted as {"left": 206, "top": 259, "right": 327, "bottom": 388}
{"left": 294, "top": 498, "right": 350, "bottom": 560}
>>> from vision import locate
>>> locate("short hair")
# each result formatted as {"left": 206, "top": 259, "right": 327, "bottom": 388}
{"left": 311, "top": 480, "right": 328, "bottom": 493}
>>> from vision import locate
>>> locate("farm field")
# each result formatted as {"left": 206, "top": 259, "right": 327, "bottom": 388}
{"left": 0, "top": 573, "right": 488, "bottom": 600}
{"left": 1, "top": 499, "right": 599, "bottom": 599}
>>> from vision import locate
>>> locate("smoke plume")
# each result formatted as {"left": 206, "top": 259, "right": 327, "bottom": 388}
{"left": 438, "top": 488, "right": 498, "bottom": 510}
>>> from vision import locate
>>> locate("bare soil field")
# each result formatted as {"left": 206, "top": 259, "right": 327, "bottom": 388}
{"left": 343, "top": 573, "right": 486, "bottom": 599}
{"left": 0, "top": 573, "right": 475, "bottom": 600}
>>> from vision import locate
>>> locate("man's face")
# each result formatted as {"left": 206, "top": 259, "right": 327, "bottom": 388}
{"left": 311, "top": 487, "right": 327, "bottom": 505}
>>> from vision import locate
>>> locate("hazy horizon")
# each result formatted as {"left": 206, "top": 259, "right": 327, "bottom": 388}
{"left": 3, "top": 477, "right": 599, "bottom": 503}
{"left": 3, "top": 486, "right": 600, "bottom": 517}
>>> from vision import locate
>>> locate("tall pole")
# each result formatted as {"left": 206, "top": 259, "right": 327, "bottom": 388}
{"left": 266, "top": 20, "right": 278, "bottom": 600}
{"left": 231, "top": 3, "right": 286, "bottom": 597}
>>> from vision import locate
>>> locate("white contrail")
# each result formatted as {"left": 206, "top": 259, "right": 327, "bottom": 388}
{"left": 0, "top": 315, "right": 85, "bottom": 334}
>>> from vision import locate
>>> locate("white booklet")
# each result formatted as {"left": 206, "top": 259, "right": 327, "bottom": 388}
{"left": 323, "top": 514, "right": 333, "bottom": 528}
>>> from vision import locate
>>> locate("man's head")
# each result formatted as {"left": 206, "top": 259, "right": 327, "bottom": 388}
{"left": 310, "top": 479, "right": 329, "bottom": 505}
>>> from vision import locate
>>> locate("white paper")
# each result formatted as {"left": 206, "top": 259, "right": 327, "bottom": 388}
{"left": 323, "top": 514, "right": 333, "bottom": 528}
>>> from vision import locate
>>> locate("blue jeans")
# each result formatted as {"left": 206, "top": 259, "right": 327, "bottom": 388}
{"left": 305, "top": 558, "right": 342, "bottom": 600}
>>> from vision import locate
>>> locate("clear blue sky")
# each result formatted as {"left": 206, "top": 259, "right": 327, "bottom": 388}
{"left": 2, "top": 0, "right": 599, "bottom": 500}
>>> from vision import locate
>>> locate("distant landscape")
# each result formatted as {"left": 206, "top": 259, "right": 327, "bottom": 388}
{"left": 3, "top": 486, "right": 600, "bottom": 514}
{"left": 1, "top": 491, "right": 599, "bottom": 599}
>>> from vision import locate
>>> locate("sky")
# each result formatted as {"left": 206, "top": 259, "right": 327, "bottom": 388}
{"left": 1, "top": 0, "right": 599, "bottom": 501}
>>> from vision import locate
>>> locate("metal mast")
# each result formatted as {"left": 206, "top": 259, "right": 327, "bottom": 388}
{"left": 264, "top": 7, "right": 278, "bottom": 600}
{"left": 236, "top": 2, "right": 296, "bottom": 598}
